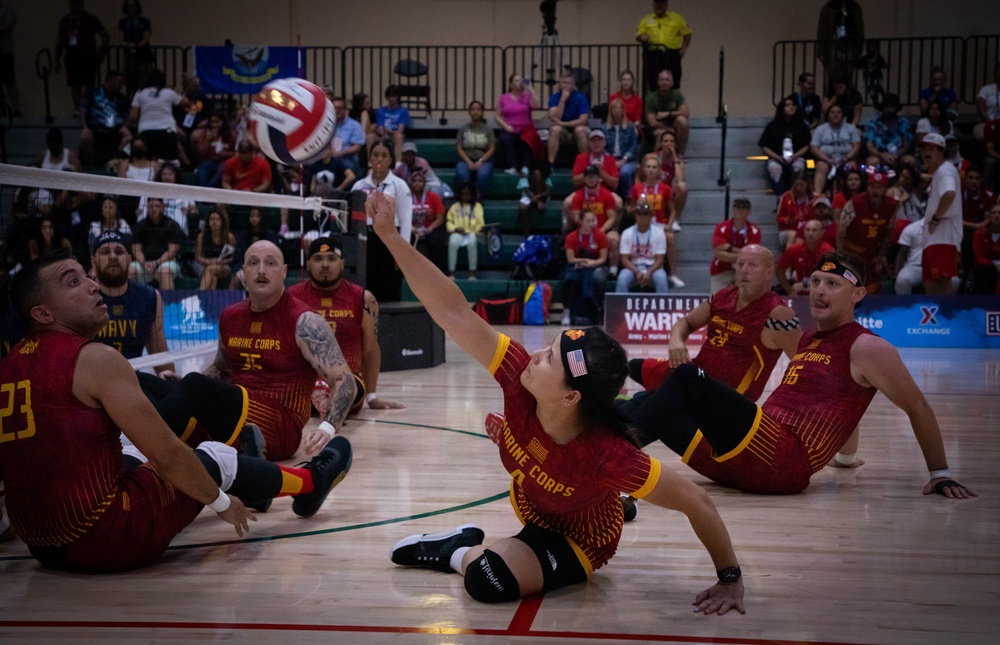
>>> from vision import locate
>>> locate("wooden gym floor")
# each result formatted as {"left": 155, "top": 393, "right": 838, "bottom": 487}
{"left": 1, "top": 325, "right": 998, "bottom": 644}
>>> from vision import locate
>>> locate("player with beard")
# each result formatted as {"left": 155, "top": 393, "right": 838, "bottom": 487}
{"left": 90, "top": 231, "right": 174, "bottom": 375}
{"left": 288, "top": 237, "right": 404, "bottom": 413}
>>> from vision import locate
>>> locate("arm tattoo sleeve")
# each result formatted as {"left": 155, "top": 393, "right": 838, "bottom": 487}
{"left": 363, "top": 291, "right": 379, "bottom": 337}
{"left": 203, "top": 337, "right": 230, "bottom": 380}
{"left": 297, "top": 312, "right": 356, "bottom": 428}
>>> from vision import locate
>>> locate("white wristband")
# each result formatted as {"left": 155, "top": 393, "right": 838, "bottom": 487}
{"left": 929, "top": 468, "right": 951, "bottom": 480}
{"left": 834, "top": 452, "right": 856, "bottom": 466}
{"left": 366, "top": 392, "right": 378, "bottom": 404}
{"left": 208, "top": 488, "right": 231, "bottom": 514}
{"left": 317, "top": 421, "right": 337, "bottom": 441}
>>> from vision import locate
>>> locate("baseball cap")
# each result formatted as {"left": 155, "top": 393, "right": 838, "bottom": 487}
{"left": 920, "top": 132, "right": 946, "bottom": 149}
{"left": 588, "top": 129, "right": 606, "bottom": 140}
{"left": 583, "top": 164, "right": 601, "bottom": 177}
{"left": 91, "top": 230, "right": 131, "bottom": 256}
{"left": 814, "top": 196, "right": 832, "bottom": 208}
{"left": 401, "top": 142, "right": 418, "bottom": 153}
{"left": 307, "top": 236, "right": 343, "bottom": 258}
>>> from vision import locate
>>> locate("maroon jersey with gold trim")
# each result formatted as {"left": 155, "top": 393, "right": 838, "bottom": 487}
{"left": 763, "top": 322, "right": 877, "bottom": 473}
{"left": 842, "top": 193, "right": 897, "bottom": 290}
{"left": 489, "top": 334, "right": 661, "bottom": 571}
{"left": 0, "top": 332, "right": 124, "bottom": 547}
{"left": 288, "top": 279, "right": 365, "bottom": 376}
{"left": 219, "top": 291, "right": 316, "bottom": 429}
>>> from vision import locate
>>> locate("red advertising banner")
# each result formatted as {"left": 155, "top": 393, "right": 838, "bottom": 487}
{"left": 603, "top": 293, "right": 710, "bottom": 345}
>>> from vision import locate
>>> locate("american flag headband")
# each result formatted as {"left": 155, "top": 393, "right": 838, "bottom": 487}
{"left": 560, "top": 329, "right": 592, "bottom": 390}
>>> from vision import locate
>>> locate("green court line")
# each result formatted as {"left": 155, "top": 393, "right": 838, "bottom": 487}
{"left": 368, "top": 418, "right": 489, "bottom": 439}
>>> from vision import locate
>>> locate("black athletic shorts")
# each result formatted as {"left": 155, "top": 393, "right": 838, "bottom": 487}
{"left": 513, "top": 523, "right": 589, "bottom": 593}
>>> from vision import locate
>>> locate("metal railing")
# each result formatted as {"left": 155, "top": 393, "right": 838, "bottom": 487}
{"left": 716, "top": 47, "right": 727, "bottom": 189}
{"left": 773, "top": 35, "right": 998, "bottom": 108}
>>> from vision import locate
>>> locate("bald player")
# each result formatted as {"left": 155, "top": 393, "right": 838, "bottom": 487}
{"left": 621, "top": 251, "right": 975, "bottom": 498}
{"left": 207, "top": 240, "right": 357, "bottom": 461}
{"left": 288, "top": 236, "right": 404, "bottom": 413}
{"left": 630, "top": 245, "right": 802, "bottom": 400}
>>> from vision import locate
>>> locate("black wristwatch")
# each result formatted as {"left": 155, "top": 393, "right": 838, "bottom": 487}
{"left": 717, "top": 566, "right": 742, "bottom": 584}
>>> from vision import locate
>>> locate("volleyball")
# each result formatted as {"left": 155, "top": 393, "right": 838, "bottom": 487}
{"left": 248, "top": 78, "right": 335, "bottom": 165}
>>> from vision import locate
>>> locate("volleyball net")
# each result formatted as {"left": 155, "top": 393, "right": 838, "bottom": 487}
{"left": 0, "top": 163, "right": 348, "bottom": 371}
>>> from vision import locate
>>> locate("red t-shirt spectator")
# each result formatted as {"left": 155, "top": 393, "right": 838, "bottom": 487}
{"left": 796, "top": 218, "right": 839, "bottom": 247}
{"left": 573, "top": 152, "right": 620, "bottom": 187}
{"left": 629, "top": 182, "right": 673, "bottom": 226}
{"left": 564, "top": 227, "right": 609, "bottom": 259}
{"left": 411, "top": 190, "right": 446, "bottom": 230}
{"left": 962, "top": 188, "right": 997, "bottom": 225}
{"left": 222, "top": 155, "right": 272, "bottom": 191}
{"left": 609, "top": 92, "right": 643, "bottom": 125}
{"left": 985, "top": 120, "right": 1000, "bottom": 153}
{"left": 776, "top": 192, "right": 814, "bottom": 232}
{"left": 973, "top": 227, "right": 1000, "bottom": 265}
{"left": 710, "top": 220, "right": 762, "bottom": 275}
{"left": 778, "top": 240, "right": 835, "bottom": 293}
{"left": 570, "top": 186, "right": 618, "bottom": 229}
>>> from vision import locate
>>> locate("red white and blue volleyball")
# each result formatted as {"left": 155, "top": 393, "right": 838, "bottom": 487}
{"left": 249, "top": 77, "right": 334, "bottom": 165}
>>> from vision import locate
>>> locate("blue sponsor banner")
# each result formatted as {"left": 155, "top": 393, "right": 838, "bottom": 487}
{"left": 161, "top": 290, "right": 245, "bottom": 351}
{"left": 195, "top": 45, "right": 300, "bottom": 94}
{"left": 790, "top": 295, "right": 1000, "bottom": 349}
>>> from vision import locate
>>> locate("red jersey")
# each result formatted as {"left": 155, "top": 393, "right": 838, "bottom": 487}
{"left": 564, "top": 227, "right": 609, "bottom": 260}
{"left": 490, "top": 334, "right": 660, "bottom": 571}
{"left": 776, "top": 191, "right": 814, "bottom": 231}
{"left": 710, "top": 219, "right": 762, "bottom": 275}
{"left": 0, "top": 332, "right": 124, "bottom": 547}
{"left": 629, "top": 182, "right": 673, "bottom": 226}
{"left": 842, "top": 193, "right": 898, "bottom": 290}
{"left": 410, "top": 189, "right": 446, "bottom": 230}
{"left": 288, "top": 279, "right": 365, "bottom": 376}
{"left": 219, "top": 291, "right": 316, "bottom": 432}
{"left": 569, "top": 186, "right": 617, "bottom": 228}
{"left": 222, "top": 154, "right": 272, "bottom": 191}
{"left": 572, "top": 152, "right": 620, "bottom": 188}
{"left": 962, "top": 188, "right": 996, "bottom": 226}
{"left": 778, "top": 240, "right": 836, "bottom": 290}
{"left": 831, "top": 191, "right": 855, "bottom": 212}
{"left": 609, "top": 91, "right": 643, "bottom": 124}
{"left": 656, "top": 152, "right": 677, "bottom": 185}
{"left": 973, "top": 228, "right": 1000, "bottom": 264}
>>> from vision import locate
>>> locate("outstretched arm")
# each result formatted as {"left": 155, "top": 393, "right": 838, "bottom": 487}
{"left": 296, "top": 311, "right": 357, "bottom": 456}
{"left": 367, "top": 191, "right": 500, "bottom": 370}
{"left": 851, "top": 334, "right": 975, "bottom": 498}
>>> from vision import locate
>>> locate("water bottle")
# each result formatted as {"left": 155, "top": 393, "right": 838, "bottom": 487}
{"left": 782, "top": 137, "right": 794, "bottom": 160}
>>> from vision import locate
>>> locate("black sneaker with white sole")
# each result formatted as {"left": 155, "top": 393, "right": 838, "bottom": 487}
{"left": 236, "top": 424, "right": 273, "bottom": 513}
{"left": 292, "top": 435, "right": 352, "bottom": 518}
{"left": 391, "top": 524, "right": 485, "bottom": 573}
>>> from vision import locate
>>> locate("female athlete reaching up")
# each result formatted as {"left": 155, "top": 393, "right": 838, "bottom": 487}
{"left": 366, "top": 190, "right": 745, "bottom": 614}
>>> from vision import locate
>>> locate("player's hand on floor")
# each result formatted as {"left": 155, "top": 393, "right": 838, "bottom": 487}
{"left": 217, "top": 496, "right": 257, "bottom": 537}
{"left": 828, "top": 456, "right": 864, "bottom": 469}
{"left": 924, "top": 477, "right": 977, "bottom": 499}
{"left": 693, "top": 580, "right": 745, "bottom": 616}
{"left": 302, "top": 428, "right": 332, "bottom": 457}
{"left": 368, "top": 397, "right": 406, "bottom": 410}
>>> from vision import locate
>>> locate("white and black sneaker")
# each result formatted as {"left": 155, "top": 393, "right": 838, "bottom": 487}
{"left": 391, "top": 524, "right": 485, "bottom": 572}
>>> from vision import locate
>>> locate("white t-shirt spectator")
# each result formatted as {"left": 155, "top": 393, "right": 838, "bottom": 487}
{"left": 897, "top": 220, "right": 925, "bottom": 273}
{"left": 811, "top": 122, "right": 860, "bottom": 164}
{"left": 619, "top": 224, "right": 667, "bottom": 272}
{"left": 914, "top": 118, "right": 942, "bottom": 137}
{"left": 924, "top": 161, "right": 962, "bottom": 249}
{"left": 977, "top": 83, "right": 1000, "bottom": 121}
{"left": 132, "top": 87, "right": 182, "bottom": 133}
{"left": 353, "top": 172, "right": 413, "bottom": 242}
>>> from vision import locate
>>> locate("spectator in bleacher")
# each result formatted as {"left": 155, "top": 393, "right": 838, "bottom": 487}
{"left": 832, "top": 167, "right": 864, "bottom": 221}
{"left": 570, "top": 129, "right": 619, "bottom": 192}
{"left": 812, "top": 196, "right": 839, "bottom": 248}
{"left": 759, "top": 98, "right": 811, "bottom": 196}
{"left": 564, "top": 164, "right": 620, "bottom": 271}
{"left": 893, "top": 219, "right": 929, "bottom": 295}
{"left": 776, "top": 219, "right": 834, "bottom": 296}
{"left": 87, "top": 195, "right": 132, "bottom": 250}
{"left": 54, "top": 0, "right": 109, "bottom": 116}
{"left": 393, "top": 141, "right": 450, "bottom": 199}
{"left": 143, "top": 163, "right": 196, "bottom": 237}
{"left": 408, "top": 172, "right": 448, "bottom": 272}
{"left": 194, "top": 209, "right": 235, "bottom": 290}
{"left": 177, "top": 76, "right": 210, "bottom": 163}
{"left": 609, "top": 70, "right": 643, "bottom": 126}
{"left": 129, "top": 69, "right": 189, "bottom": 162}
{"left": 79, "top": 71, "right": 131, "bottom": 167}
{"left": 30, "top": 127, "right": 81, "bottom": 172}
{"left": 231, "top": 207, "right": 278, "bottom": 289}
{"left": 445, "top": 183, "right": 483, "bottom": 281}
{"left": 816, "top": 0, "right": 864, "bottom": 95}
{"left": 605, "top": 98, "right": 639, "bottom": 201}
{"left": 28, "top": 216, "right": 74, "bottom": 261}
{"left": 306, "top": 147, "right": 356, "bottom": 198}
{"left": 496, "top": 73, "right": 540, "bottom": 176}
{"left": 944, "top": 134, "right": 970, "bottom": 178}
{"left": 864, "top": 94, "right": 911, "bottom": 168}
{"left": 129, "top": 196, "right": 184, "bottom": 290}
{"left": 914, "top": 97, "right": 953, "bottom": 147}
{"left": 709, "top": 198, "right": 762, "bottom": 295}
{"left": 919, "top": 133, "right": 962, "bottom": 295}
{"left": 857, "top": 39, "right": 887, "bottom": 107}
{"left": 776, "top": 172, "right": 813, "bottom": 251}
{"left": 822, "top": 76, "right": 863, "bottom": 127}
{"left": 644, "top": 69, "right": 689, "bottom": 155}
{"left": 889, "top": 162, "right": 926, "bottom": 224}
{"left": 961, "top": 166, "right": 996, "bottom": 288}
{"left": 192, "top": 111, "right": 235, "bottom": 187}
{"left": 786, "top": 72, "right": 822, "bottom": 131}
{"left": 836, "top": 166, "right": 898, "bottom": 293}
{"left": 629, "top": 153, "right": 683, "bottom": 288}
{"left": 455, "top": 100, "right": 496, "bottom": 200}
{"left": 329, "top": 96, "right": 365, "bottom": 176}
{"left": 375, "top": 85, "right": 410, "bottom": 165}
{"left": 111, "top": 134, "right": 157, "bottom": 181}
{"left": 560, "top": 209, "right": 609, "bottom": 326}
{"left": 222, "top": 140, "right": 273, "bottom": 193}
{"left": 516, "top": 166, "right": 552, "bottom": 236}
{"left": 973, "top": 62, "right": 1000, "bottom": 144}
{"left": 984, "top": 119, "right": 1000, "bottom": 191}
{"left": 653, "top": 129, "right": 688, "bottom": 229}
{"left": 810, "top": 103, "right": 861, "bottom": 197}
{"left": 635, "top": 0, "right": 692, "bottom": 92}
{"left": 615, "top": 200, "right": 668, "bottom": 293}
{"left": 918, "top": 66, "right": 958, "bottom": 120}
{"left": 119, "top": 0, "right": 152, "bottom": 95}
{"left": 972, "top": 203, "right": 1000, "bottom": 294}
{"left": 547, "top": 71, "right": 591, "bottom": 166}
{"left": 350, "top": 92, "right": 379, "bottom": 161}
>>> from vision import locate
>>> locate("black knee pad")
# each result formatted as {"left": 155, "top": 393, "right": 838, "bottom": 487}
{"left": 463, "top": 549, "right": 521, "bottom": 603}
